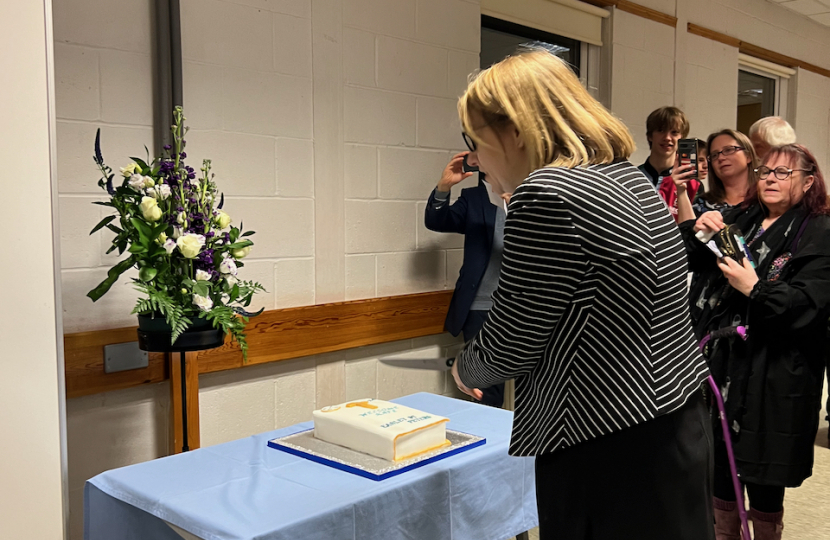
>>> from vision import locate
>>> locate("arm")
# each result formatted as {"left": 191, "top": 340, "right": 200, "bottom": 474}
{"left": 424, "top": 188, "right": 468, "bottom": 233}
{"left": 678, "top": 219, "right": 716, "bottom": 273}
{"left": 678, "top": 210, "right": 727, "bottom": 273}
{"left": 672, "top": 161, "right": 698, "bottom": 224}
{"left": 676, "top": 183, "right": 697, "bottom": 224}
{"left": 455, "top": 182, "right": 586, "bottom": 389}
{"left": 717, "top": 224, "right": 830, "bottom": 332}
{"left": 423, "top": 152, "right": 473, "bottom": 233}
{"left": 744, "top": 255, "right": 830, "bottom": 333}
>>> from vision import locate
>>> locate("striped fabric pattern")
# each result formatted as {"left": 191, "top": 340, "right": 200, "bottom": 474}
{"left": 457, "top": 160, "right": 709, "bottom": 457}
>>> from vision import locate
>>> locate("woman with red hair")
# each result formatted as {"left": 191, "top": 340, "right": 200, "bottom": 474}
{"left": 682, "top": 144, "right": 830, "bottom": 540}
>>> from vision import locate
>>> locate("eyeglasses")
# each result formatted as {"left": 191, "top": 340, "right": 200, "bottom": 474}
{"left": 462, "top": 132, "right": 476, "bottom": 152}
{"left": 708, "top": 146, "right": 745, "bottom": 161}
{"left": 755, "top": 166, "right": 814, "bottom": 180}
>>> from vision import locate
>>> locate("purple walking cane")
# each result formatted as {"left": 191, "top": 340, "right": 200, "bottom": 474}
{"left": 701, "top": 325, "right": 752, "bottom": 539}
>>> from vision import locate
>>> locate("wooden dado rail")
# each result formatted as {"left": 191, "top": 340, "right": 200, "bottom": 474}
{"left": 65, "top": 291, "right": 453, "bottom": 453}
{"left": 64, "top": 290, "right": 453, "bottom": 400}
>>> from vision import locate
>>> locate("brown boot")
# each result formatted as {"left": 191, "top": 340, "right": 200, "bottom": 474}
{"left": 714, "top": 498, "right": 742, "bottom": 540}
{"left": 750, "top": 507, "right": 784, "bottom": 540}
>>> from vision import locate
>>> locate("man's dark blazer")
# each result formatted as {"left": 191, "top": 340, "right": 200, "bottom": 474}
{"left": 424, "top": 179, "right": 497, "bottom": 337}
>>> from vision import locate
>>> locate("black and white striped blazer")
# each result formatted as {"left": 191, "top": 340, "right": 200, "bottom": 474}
{"left": 457, "top": 160, "right": 709, "bottom": 456}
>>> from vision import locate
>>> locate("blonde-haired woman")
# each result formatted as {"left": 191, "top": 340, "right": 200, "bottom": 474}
{"left": 450, "top": 48, "right": 714, "bottom": 539}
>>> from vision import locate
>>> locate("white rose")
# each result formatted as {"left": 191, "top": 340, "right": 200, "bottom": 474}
{"left": 215, "top": 211, "right": 232, "bottom": 230}
{"left": 139, "top": 196, "right": 162, "bottom": 222}
{"left": 232, "top": 246, "right": 251, "bottom": 259}
{"left": 120, "top": 162, "right": 140, "bottom": 178}
{"left": 225, "top": 275, "right": 238, "bottom": 287}
{"left": 176, "top": 233, "right": 206, "bottom": 259}
{"left": 148, "top": 184, "right": 170, "bottom": 200}
{"left": 195, "top": 269, "right": 212, "bottom": 282}
{"left": 192, "top": 294, "right": 213, "bottom": 312}
{"left": 177, "top": 211, "right": 186, "bottom": 224}
{"left": 163, "top": 238, "right": 176, "bottom": 255}
{"left": 219, "top": 256, "right": 238, "bottom": 276}
{"left": 143, "top": 176, "right": 155, "bottom": 188}
{"left": 128, "top": 174, "right": 145, "bottom": 191}
{"left": 171, "top": 226, "right": 183, "bottom": 239}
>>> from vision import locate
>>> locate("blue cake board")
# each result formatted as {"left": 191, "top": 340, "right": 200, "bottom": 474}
{"left": 267, "top": 429, "right": 486, "bottom": 481}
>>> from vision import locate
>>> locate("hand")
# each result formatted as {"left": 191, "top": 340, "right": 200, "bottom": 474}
{"left": 694, "top": 211, "right": 725, "bottom": 234}
{"left": 717, "top": 256, "right": 759, "bottom": 296}
{"left": 671, "top": 161, "right": 697, "bottom": 195}
{"left": 501, "top": 193, "right": 511, "bottom": 204}
{"left": 437, "top": 152, "right": 474, "bottom": 193}
{"left": 451, "top": 356, "right": 483, "bottom": 401}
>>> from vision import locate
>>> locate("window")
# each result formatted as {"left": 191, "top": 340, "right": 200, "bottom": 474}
{"left": 736, "top": 55, "right": 794, "bottom": 135}
{"left": 481, "top": 15, "right": 580, "bottom": 75}
{"left": 737, "top": 69, "right": 776, "bottom": 135}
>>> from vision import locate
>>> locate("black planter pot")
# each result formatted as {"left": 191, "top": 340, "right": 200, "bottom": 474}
{"left": 137, "top": 313, "right": 225, "bottom": 352}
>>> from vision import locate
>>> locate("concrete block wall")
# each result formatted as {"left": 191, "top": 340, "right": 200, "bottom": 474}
{"left": 181, "top": 0, "right": 315, "bottom": 312}
{"left": 681, "top": 33, "right": 739, "bottom": 139}
{"left": 54, "top": 0, "right": 155, "bottom": 333}
{"left": 342, "top": 0, "right": 480, "bottom": 300}
{"left": 610, "top": 9, "right": 676, "bottom": 165}
{"left": 794, "top": 68, "right": 830, "bottom": 174}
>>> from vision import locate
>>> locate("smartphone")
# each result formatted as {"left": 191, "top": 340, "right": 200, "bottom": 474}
{"left": 677, "top": 139, "right": 697, "bottom": 180}
{"left": 462, "top": 154, "right": 479, "bottom": 173}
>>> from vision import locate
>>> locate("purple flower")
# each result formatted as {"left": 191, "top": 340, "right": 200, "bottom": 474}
{"left": 164, "top": 144, "right": 172, "bottom": 150}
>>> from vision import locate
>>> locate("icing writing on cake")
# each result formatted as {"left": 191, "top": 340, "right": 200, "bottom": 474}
{"left": 380, "top": 415, "right": 434, "bottom": 429}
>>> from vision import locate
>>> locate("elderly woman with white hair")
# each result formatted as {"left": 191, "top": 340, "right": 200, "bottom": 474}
{"left": 450, "top": 47, "right": 714, "bottom": 540}
{"left": 749, "top": 116, "right": 796, "bottom": 159}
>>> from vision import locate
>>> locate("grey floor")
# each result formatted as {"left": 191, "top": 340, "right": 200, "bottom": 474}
{"left": 510, "top": 421, "right": 830, "bottom": 540}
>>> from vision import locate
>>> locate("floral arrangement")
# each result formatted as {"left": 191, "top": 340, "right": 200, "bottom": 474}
{"left": 88, "top": 107, "right": 264, "bottom": 357}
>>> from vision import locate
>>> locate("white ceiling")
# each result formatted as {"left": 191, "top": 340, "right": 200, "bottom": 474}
{"left": 769, "top": 0, "right": 830, "bottom": 26}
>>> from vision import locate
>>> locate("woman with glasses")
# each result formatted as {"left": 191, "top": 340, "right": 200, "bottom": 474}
{"left": 681, "top": 144, "right": 830, "bottom": 540}
{"left": 450, "top": 47, "right": 713, "bottom": 540}
{"left": 691, "top": 129, "right": 760, "bottom": 217}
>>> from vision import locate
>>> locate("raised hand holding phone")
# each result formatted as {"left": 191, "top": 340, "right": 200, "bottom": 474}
{"left": 437, "top": 152, "right": 474, "bottom": 193}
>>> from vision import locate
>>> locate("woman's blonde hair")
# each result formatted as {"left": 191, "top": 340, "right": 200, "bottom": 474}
{"left": 458, "top": 47, "right": 635, "bottom": 171}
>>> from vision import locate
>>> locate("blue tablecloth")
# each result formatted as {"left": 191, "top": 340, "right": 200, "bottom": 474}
{"left": 85, "top": 393, "right": 537, "bottom": 540}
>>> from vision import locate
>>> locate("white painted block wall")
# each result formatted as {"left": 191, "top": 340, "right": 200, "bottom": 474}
{"left": 681, "top": 33, "right": 739, "bottom": 140}
{"left": 794, "top": 68, "right": 830, "bottom": 174}
{"left": 610, "top": 9, "right": 676, "bottom": 166}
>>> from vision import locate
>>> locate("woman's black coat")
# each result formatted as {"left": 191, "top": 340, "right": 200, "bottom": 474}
{"left": 680, "top": 208, "right": 830, "bottom": 487}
